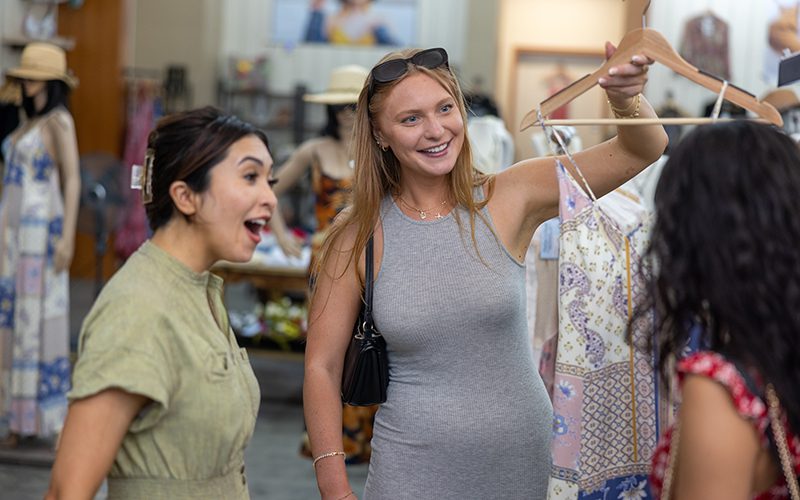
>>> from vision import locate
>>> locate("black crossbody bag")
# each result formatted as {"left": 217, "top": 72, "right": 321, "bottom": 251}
{"left": 341, "top": 236, "right": 389, "bottom": 406}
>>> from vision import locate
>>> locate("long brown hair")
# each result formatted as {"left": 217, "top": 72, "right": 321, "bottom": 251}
{"left": 311, "top": 48, "right": 495, "bottom": 297}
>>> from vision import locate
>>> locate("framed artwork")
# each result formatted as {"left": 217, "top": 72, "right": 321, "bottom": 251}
{"left": 509, "top": 47, "right": 608, "bottom": 161}
{"left": 271, "top": 0, "right": 419, "bottom": 48}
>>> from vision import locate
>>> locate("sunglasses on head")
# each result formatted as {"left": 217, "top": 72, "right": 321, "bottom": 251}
{"left": 368, "top": 47, "right": 449, "bottom": 100}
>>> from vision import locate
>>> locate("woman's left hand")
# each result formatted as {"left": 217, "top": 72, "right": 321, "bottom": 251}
{"left": 598, "top": 41, "right": 654, "bottom": 109}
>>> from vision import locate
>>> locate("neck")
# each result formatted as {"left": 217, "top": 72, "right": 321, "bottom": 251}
{"left": 150, "top": 222, "right": 213, "bottom": 274}
{"left": 34, "top": 93, "right": 48, "bottom": 114}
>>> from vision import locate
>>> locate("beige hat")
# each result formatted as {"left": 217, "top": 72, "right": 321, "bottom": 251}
{"left": 7, "top": 42, "right": 78, "bottom": 88}
{"left": 761, "top": 88, "right": 800, "bottom": 113}
{"left": 303, "top": 65, "right": 368, "bottom": 104}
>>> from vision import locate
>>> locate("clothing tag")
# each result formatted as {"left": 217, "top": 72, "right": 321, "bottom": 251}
{"left": 130, "top": 164, "right": 144, "bottom": 189}
{"left": 539, "top": 218, "right": 560, "bottom": 260}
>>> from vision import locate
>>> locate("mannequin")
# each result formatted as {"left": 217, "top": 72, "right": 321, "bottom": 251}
{"left": 0, "top": 42, "right": 80, "bottom": 446}
{"left": 269, "top": 65, "right": 378, "bottom": 465}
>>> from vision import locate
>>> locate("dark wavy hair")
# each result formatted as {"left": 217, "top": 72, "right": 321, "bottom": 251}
{"left": 145, "top": 106, "right": 270, "bottom": 231}
{"left": 642, "top": 120, "right": 800, "bottom": 432}
{"left": 21, "top": 80, "right": 70, "bottom": 118}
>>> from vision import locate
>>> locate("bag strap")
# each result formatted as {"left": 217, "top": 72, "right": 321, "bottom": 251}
{"left": 663, "top": 384, "right": 800, "bottom": 500}
{"left": 766, "top": 384, "right": 800, "bottom": 500}
{"left": 363, "top": 235, "right": 374, "bottom": 318}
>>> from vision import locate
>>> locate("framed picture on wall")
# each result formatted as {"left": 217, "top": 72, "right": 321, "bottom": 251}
{"left": 509, "top": 47, "right": 608, "bottom": 161}
{"left": 271, "top": 0, "right": 418, "bottom": 47}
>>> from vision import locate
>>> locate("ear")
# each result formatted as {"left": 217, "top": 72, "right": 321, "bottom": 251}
{"left": 169, "top": 180, "right": 199, "bottom": 217}
{"left": 373, "top": 130, "right": 386, "bottom": 149}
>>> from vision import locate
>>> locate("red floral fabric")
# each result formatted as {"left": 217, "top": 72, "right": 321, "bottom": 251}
{"left": 650, "top": 351, "right": 800, "bottom": 499}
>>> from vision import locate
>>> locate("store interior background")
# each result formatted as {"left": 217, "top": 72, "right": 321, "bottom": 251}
{"left": 0, "top": 0, "right": 792, "bottom": 498}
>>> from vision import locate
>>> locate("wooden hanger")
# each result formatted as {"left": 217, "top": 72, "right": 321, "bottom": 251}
{"left": 520, "top": 27, "right": 783, "bottom": 129}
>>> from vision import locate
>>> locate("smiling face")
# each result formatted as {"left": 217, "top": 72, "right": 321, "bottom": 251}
{"left": 373, "top": 72, "right": 465, "bottom": 181}
{"left": 190, "top": 135, "right": 278, "bottom": 265}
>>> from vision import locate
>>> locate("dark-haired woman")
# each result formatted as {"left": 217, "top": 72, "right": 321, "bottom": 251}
{"left": 0, "top": 42, "right": 80, "bottom": 446}
{"left": 45, "top": 107, "right": 278, "bottom": 500}
{"left": 646, "top": 121, "right": 800, "bottom": 499}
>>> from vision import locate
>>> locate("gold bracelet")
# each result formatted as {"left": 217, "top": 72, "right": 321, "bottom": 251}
{"left": 312, "top": 450, "right": 346, "bottom": 468}
{"left": 608, "top": 93, "right": 641, "bottom": 118}
{"left": 336, "top": 492, "right": 355, "bottom": 500}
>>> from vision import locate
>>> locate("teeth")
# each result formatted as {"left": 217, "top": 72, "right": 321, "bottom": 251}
{"left": 247, "top": 219, "right": 267, "bottom": 227}
{"left": 423, "top": 143, "right": 447, "bottom": 153}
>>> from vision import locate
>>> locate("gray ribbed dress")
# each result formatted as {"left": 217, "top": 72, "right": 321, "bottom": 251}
{"left": 364, "top": 193, "right": 553, "bottom": 499}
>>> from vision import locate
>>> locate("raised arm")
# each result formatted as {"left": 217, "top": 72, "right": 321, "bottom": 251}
{"left": 45, "top": 389, "right": 148, "bottom": 500}
{"left": 268, "top": 140, "right": 317, "bottom": 257}
{"left": 489, "top": 41, "right": 668, "bottom": 261}
{"left": 303, "top": 224, "right": 365, "bottom": 499}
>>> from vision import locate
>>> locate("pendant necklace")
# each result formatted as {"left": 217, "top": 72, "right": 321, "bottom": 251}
{"left": 397, "top": 196, "right": 448, "bottom": 220}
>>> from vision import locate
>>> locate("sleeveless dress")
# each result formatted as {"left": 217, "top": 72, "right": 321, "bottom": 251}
{"left": 544, "top": 159, "right": 667, "bottom": 500}
{"left": 0, "top": 113, "right": 71, "bottom": 437}
{"left": 364, "top": 191, "right": 553, "bottom": 499}
{"left": 650, "top": 351, "right": 800, "bottom": 499}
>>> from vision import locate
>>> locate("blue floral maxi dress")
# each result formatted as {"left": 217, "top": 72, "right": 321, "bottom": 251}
{"left": 0, "top": 117, "right": 70, "bottom": 438}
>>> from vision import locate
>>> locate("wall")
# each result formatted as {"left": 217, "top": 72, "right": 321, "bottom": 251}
{"left": 497, "top": 0, "right": 626, "bottom": 160}
{"left": 127, "top": 0, "right": 222, "bottom": 107}
{"left": 646, "top": 0, "right": 779, "bottom": 119}
{"left": 220, "top": 0, "right": 469, "bottom": 96}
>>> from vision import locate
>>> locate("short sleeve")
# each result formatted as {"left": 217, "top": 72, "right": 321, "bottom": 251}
{"left": 68, "top": 298, "right": 176, "bottom": 432}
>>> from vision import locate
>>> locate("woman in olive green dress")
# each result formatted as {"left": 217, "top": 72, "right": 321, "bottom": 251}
{"left": 45, "top": 107, "right": 278, "bottom": 500}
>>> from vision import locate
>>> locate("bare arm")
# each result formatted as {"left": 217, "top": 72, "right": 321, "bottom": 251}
{"left": 45, "top": 389, "right": 149, "bottom": 500}
{"left": 269, "top": 141, "right": 318, "bottom": 257}
{"left": 303, "top": 225, "right": 364, "bottom": 499}
{"left": 490, "top": 42, "right": 667, "bottom": 261}
{"left": 671, "top": 374, "right": 778, "bottom": 500}
{"left": 46, "top": 110, "right": 81, "bottom": 273}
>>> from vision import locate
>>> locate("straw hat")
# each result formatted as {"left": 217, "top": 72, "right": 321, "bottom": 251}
{"left": 303, "top": 65, "right": 368, "bottom": 104}
{"left": 761, "top": 88, "right": 800, "bottom": 112}
{"left": 6, "top": 42, "right": 78, "bottom": 88}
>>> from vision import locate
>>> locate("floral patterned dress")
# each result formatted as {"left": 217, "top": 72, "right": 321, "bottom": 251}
{"left": 545, "top": 159, "right": 668, "bottom": 499}
{"left": 0, "top": 114, "right": 71, "bottom": 437}
{"left": 650, "top": 351, "right": 800, "bottom": 499}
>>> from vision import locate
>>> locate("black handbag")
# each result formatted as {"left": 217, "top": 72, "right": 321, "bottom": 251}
{"left": 341, "top": 236, "right": 389, "bottom": 406}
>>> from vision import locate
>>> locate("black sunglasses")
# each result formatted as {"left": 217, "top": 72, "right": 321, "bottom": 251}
{"left": 368, "top": 47, "right": 449, "bottom": 99}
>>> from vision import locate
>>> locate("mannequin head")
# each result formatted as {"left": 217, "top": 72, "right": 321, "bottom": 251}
{"left": 20, "top": 79, "right": 70, "bottom": 118}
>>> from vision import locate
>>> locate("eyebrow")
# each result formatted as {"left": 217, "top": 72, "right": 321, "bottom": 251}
{"left": 393, "top": 96, "right": 454, "bottom": 119}
{"left": 238, "top": 156, "right": 265, "bottom": 166}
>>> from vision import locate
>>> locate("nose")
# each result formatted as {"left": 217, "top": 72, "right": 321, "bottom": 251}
{"left": 424, "top": 116, "right": 445, "bottom": 139}
{"left": 262, "top": 181, "right": 278, "bottom": 215}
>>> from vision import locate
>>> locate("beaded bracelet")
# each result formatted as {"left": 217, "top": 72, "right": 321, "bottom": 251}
{"left": 312, "top": 450, "right": 346, "bottom": 468}
{"left": 608, "top": 93, "right": 641, "bottom": 118}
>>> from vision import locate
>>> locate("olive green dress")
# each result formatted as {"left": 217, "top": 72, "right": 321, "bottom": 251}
{"left": 69, "top": 241, "right": 260, "bottom": 499}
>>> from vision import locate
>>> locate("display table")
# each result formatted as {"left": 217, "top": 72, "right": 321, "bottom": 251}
{"left": 212, "top": 261, "right": 309, "bottom": 297}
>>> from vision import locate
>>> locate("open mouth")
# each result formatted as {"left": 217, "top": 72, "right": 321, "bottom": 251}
{"left": 244, "top": 218, "right": 267, "bottom": 239}
{"left": 419, "top": 141, "right": 449, "bottom": 155}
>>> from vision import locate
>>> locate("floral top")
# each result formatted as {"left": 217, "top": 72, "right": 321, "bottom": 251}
{"left": 650, "top": 351, "right": 800, "bottom": 499}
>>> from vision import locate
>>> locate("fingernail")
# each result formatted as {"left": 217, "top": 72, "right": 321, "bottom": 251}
{"left": 608, "top": 68, "right": 618, "bottom": 76}
{"left": 598, "top": 77, "right": 607, "bottom": 85}
{"left": 632, "top": 56, "right": 643, "bottom": 63}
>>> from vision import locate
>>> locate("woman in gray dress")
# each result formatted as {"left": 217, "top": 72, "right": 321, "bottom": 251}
{"left": 303, "top": 45, "right": 667, "bottom": 499}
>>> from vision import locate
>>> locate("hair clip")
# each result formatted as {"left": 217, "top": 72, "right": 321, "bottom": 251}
{"left": 130, "top": 149, "right": 155, "bottom": 204}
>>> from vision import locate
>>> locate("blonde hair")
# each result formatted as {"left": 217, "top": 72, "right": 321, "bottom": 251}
{"left": 311, "top": 48, "right": 495, "bottom": 296}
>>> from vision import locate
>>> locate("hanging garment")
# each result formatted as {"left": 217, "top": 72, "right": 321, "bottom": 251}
{"left": 547, "top": 159, "right": 669, "bottom": 500}
{"left": 115, "top": 85, "right": 160, "bottom": 261}
{"left": 679, "top": 12, "right": 731, "bottom": 81}
{"left": 0, "top": 112, "right": 71, "bottom": 437}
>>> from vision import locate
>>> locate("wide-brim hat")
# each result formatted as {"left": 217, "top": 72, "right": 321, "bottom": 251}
{"left": 6, "top": 42, "right": 78, "bottom": 88}
{"left": 303, "top": 65, "right": 368, "bottom": 104}
{"left": 761, "top": 88, "right": 800, "bottom": 113}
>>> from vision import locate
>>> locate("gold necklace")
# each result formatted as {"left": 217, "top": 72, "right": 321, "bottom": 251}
{"left": 397, "top": 196, "right": 448, "bottom": 220}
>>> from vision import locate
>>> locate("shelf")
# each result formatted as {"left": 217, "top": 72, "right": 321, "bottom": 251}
{"left": 2, "top": 35, "right": 76, "bottom": 51}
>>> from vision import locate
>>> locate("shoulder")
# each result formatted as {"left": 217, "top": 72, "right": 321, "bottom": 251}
{"left": 40, "top": 108, "right": 76, "bottom": 143}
